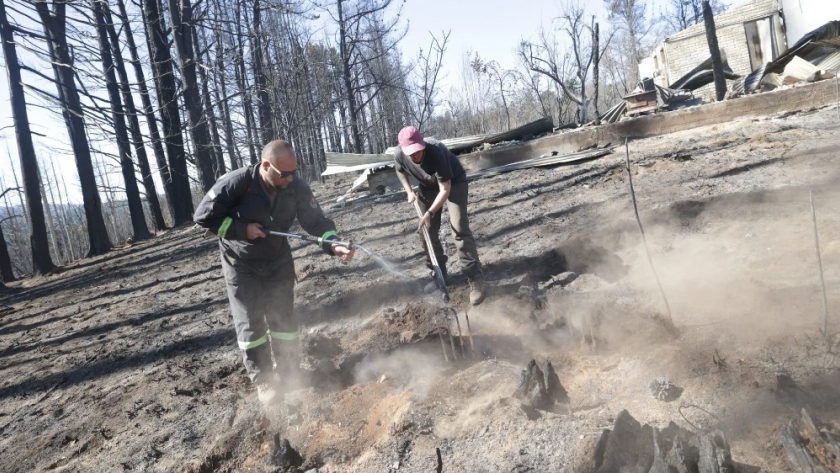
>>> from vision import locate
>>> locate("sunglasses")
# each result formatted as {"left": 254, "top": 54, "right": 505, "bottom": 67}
{"left": 267, "top": 161, "right": 296, "bottom": 178}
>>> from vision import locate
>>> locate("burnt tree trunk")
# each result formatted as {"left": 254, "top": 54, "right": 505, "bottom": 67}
{"left": 192, "top": 22, "right": 225, "bottom": 177}
{"left": 234, "top": 0, "right": 260, "bottom": 163}
{"left": 93, "top": 0, "right": 151, "bottom": 242}
{"left": 703, "top": 0, "right": 727, "bottom": 101}
{"left": 115, "top": 0, "right": 173, "bottom": 223}
{"left": 1, "top": 0, "right": 56, "bottom": 275}
{"left": 252, "top": 0, "right": 273, "bottom": 144}
{"left": 0, "top": 221, "right": 15, "bottom": 283}
{"left": 34, "top": 0, "right": 112, "bottom": 257}
{"left": 167, "top": 0, "right": 216, "bottom": 191}
{"left": 103, "top": 4, "right": 166, "bottom": 232}
{"left": 593, "top": 21, "right": 600, "bottom": 125}
{"left": 337, "top": 0, "right": 363, "bottom": 153}
{"left": 215, "top": 33, "right": 240, "bottom": 170}
{"left": 143, "top": 0, "right": 194, "bottom": 225}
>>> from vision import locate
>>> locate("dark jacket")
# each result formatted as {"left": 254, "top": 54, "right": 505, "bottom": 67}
{"left": 393, "top": 140, "right": 467, "bottom": 189}
{"left": 194, "top": 164, "right": 338, "bottom": 277}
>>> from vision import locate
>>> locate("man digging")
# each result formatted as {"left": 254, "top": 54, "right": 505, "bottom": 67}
{"left": 394, "top": 126, "right": 486, "bottom": 305}
{"left": 194, "top": 140, "right": 354, "bottom": 405}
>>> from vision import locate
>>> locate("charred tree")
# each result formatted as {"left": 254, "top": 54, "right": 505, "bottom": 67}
{"left": 115, "top": 0, "right": 173, "bottom": 223}
{"left": 234, "top": 0, "right": 259, "bottom": 163}
{"left": 102, "top": 3, "right": 166, "bottom": 232}
{"left": 192, "top": 22, "right": 225, "bottom": 177}
{"left": 0, "top": 218, "right": 15, "bottom": 283}
{"left": 34, "top": 0, "right": 112, "bottom": 257}
{"left": 143, "top": 0, "right": 193, "bottom": 225}
{"left": 0, "top": 188, "right": 20, "bottom": 282}
{"left": 93, "top": 0, "right": 151, "bottom": 241}
{"left": 1, "top": 0, "right": 56, "bottom": 275}
{"left": 593, "top": 21, "right": 600, "bottom": 125}
{"left": 167, "top": 0, "right": 217, "bottom": 191}
{"left": 702, "top": 0, "right": 727, "bottom": 101}
{"left": 336, "top": 0, "right": 362, "bottom": 153}
{"left": 210, "top": 0, "right": 240, "bottom": 171}
{"left": 251, "top": 0, "right": 273, "bottom": 144}
{"left": 214, "top": 33, "right": 240, "bottom": 170}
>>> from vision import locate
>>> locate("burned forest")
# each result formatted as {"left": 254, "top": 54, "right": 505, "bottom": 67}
{"left": 2, "top": 0, "right": 840, "bottom": 471}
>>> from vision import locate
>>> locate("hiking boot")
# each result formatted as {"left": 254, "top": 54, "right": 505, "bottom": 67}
{"left": 469, "top": 278, "right": 486, "bottom": 306}
{"left": 256, "top": 382, "right": 280, "bottom": 405}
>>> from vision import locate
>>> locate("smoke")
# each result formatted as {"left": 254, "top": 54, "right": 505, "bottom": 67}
{"left": 352, "top": 347, "right": 446, "bottom": 398}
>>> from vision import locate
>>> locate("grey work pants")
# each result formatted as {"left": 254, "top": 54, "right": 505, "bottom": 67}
{"left": 418, "top": 181, "right": 482, "bottom": 280}
{"left": 221, "top": 255, "right": 297, "bottom": 383}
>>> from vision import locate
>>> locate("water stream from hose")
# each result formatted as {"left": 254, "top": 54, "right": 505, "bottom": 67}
{"left": 354, "top": 244, "right": 410, "bottom": 279}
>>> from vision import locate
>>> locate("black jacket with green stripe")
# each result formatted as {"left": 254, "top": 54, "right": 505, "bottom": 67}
{"left": 193, "top": 164, "right": 339, "bottom": 277}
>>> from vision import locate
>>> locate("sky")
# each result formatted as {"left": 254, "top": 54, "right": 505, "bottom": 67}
{"left": 0, "top": 0, "right": 670, "bottom": 204}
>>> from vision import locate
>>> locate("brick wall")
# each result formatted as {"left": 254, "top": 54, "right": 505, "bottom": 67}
{"left": 662, "top": 0, "right": 781, "bottom": 97}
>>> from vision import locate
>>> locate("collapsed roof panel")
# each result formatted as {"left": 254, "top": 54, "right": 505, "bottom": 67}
{"left": 669, "top": 56, "right": 741, "bottom": 91}
{"left": 321, "top": 117, "right": 555, "bottom": 176}
{"left": 743, "top": 21, "right": 840, "bottom": 93}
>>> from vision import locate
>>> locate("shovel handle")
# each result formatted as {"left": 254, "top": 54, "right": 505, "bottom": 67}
{"left": 413, "top": 201, "right": 449, "bottom": 303}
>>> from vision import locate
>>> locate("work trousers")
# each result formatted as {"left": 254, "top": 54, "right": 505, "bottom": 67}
{"left": 221, "top": 255, "right": 298, "bottom": 383}
{"left": 417, "top": 181, "right": 482, "bottom": 280}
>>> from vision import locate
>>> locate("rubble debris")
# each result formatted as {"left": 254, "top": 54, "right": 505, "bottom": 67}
{"left": 513, "top": 360, "right": 568, "bottom": 410}
{"left": 648, "top": 377, "right": 683, "bottom": 402}
{"left": 538, "top": 271, "right": 578, "bottom": 291}
{"left": 740, "top": 21, "right": 840, "bottom": 94}
{"left": 594, "top": 410, "right": 738, "bottom": 473}
{"left": 782, "top": 57, "right": 831, "bottom": 85}
{"left": 266, "top": 434, "right": 303, "bottom": 470}
{"left": 780, "top": 409, "right": 840, "bottom": 472}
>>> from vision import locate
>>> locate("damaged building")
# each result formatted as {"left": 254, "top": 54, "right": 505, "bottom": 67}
{"left": 640, "top": 0, "right": 840, "bottom": 100}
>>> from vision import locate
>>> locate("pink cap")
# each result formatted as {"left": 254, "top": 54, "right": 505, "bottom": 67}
{"left": 398, "top": 126, "right": 426, "bottom": 156}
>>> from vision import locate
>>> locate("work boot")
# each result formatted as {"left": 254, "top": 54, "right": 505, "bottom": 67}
{"left": 469, "top": 278, "right": 486, "bottom": 306}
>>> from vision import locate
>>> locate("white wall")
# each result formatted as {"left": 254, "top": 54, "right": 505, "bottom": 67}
{"left": 781, "top": 0, "right": 840, "bottom": 46}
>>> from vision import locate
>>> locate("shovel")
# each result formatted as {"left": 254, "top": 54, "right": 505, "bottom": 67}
{"left": 412, "top": 200, "right": 449, "bottom": 303}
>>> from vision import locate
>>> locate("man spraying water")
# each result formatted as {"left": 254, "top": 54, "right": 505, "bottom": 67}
{"left": 194, "top": 140, "right": 354, "bottom": 405}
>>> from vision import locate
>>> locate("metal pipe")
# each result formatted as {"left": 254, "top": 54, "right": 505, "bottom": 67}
{"left": 464, "top": 310, "right": 475, "bottom": 356}
{"left": 266, "top": 229, "right": 353, "bottom": 249}
{"left": 810, "top": 191, "right": 830, "bottom": 335}
{"left": 453, "top": 311, "right": 466, "bottom": 357}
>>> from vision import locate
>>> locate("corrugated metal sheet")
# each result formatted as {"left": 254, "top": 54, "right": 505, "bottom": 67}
{"left": 782, "top": 56, "right": 823, "bottom": 84}
{"left": 741, "top": 21, "right": 840, "bottom": 93}
{"left": 670, "top": 56, "right": 740, "bottom": 91}
{"left": 814, "top": 50, "right": 840, "bottom": 72}
{"left": 321, "top": 117, "right": 555, "bottom": 176}
{"left": 599, "top": 101, "right": 626, "bottom": 124}
{"left": 765, "top": 21, "right": 840, "bottom": 76}
{"left": 741, "top": 63, "right": 767, "bottom": 94}
{"left": 467, "top": 148, "right": 612, "bottom": 180}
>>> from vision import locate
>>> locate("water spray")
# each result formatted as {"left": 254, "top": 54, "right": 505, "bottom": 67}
{"left": 266, "top": 230, "right": 407, "bottom": 279}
